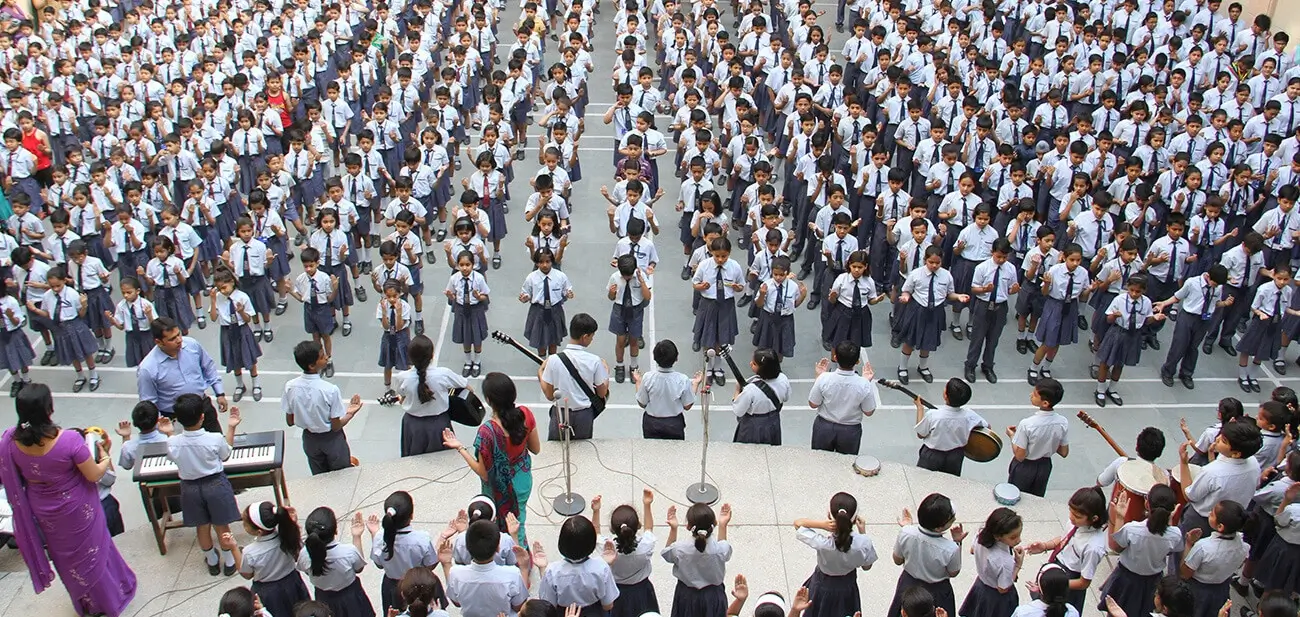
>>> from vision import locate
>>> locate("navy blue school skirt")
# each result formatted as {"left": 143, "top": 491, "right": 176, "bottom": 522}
{"left": 451, "top": 302, "right": 488, "bottom": 346}
{"left": 1257, "top": 534, "right": 1300, "bottom": 593}
{"left": 52, "top": 318, "right": 98, "bottom": 365}
{"left": 804, "top": 569, "right": 862, "bottom": 617}
{"left": 379, "top": 329, "right": 411, "bottom": 369}
{"left": 694, "top": 296, "right": 738, "bottom": 348}
{"left": 1097, "top": 564, "right": 1160, "bottom": 617}
{"left": 734, "top": 411, "right": 782, "bottom": 445}
{"left": 1095, "top": 326, "right": 1142, "bottom": 367}
{"left": 315, "top": 578, "right": 376, "bottom": 617}
{"left": 124, "top": 330, "right": 153, "bottom": 367}
{"left": 827, "top": 304, "right": 873, "bottom": 349}
{"left": 959, "top": 578, "right": 1019, "bottom": 617}
{"left": 241, "top": 274, "right": 277, "bottom": 316}
{"left": 252, "top": 572, "right": 310, "bottom": 617}
{"left": 1239, "top": 315, "right": 1283, "bottom": 360}
{"left": 1035, "top": 297, "right": 1080, "bottom": 347}
{"left": 219, "top": 324, "right": 262, "bottom": 371}
{"left": 901, "top": 302, "right": 946, "bottom": 352}
{"left": 887, "top": 571, "right": 955, "bottom": 617}
{"left": 1189, "top": 579, "right": 1231, "bottom": 617}
{"left": 525, "top": 302, "right": 567, "bottom": 349}
{"left": 0, "top": 327, "right": 34, "bottom": 373}
{"left": 754, "top": 311, "right": 797, "bottom": 358}
{"left": 154, "top": 285, "right": 195, "bottom": 330}
{"left": 670, "top": 581, "right": 726, "bottom": 617}
{"left": 612, "top": 578, "right": 658, "bottom": 617}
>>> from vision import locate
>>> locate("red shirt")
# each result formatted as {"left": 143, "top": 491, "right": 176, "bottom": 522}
{"left": 21, "top": 129, "right": 49, "bottom": 170}
{"left": 475, "top": 406, "right": 536, "bottom": 466}
{"left": 266, "top": 91, "right": 292, "bottom": 129}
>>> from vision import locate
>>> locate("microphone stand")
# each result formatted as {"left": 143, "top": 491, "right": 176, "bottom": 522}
{"left": 551, "top": 393, "right": 586, "bottom": 515}
{"left": 687, "top": 352, "right": 720, "bottom": 504}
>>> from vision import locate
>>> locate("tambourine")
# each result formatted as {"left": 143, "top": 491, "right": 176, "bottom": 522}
{"left": 79, "top": 426, "right": 107, "bottom": 462}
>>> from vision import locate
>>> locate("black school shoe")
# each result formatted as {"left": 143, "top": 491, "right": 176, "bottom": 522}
{"left": 1094, "top": 391, "right": 1106, "bottom": 407}
{"left": 1107, "top": 390, "right": 1124, "bottom": 406}
{"left": 615, "top": 366, "right": 626, "bottom": 383}
{"left": 1016, "top": 339, "right": 1027, "bottom": 354}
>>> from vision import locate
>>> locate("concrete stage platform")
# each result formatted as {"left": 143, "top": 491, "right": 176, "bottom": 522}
{"left": 0, "top": 440, "right": 1129, "bottom": 617}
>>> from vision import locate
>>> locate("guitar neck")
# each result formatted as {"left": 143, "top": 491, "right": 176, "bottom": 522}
{"left": 492, "top": 331, "right": 546, "bottom": 366}
{"left": 1093, "top": 425, "right": 1129, "bottom": 458}
{"left": 720, "top": 352, "right": 748, "bottom": 386}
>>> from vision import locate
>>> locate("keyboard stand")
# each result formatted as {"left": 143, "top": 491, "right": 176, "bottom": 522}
{"left": 139, "top": 467, "right": 291, "bottom": 555}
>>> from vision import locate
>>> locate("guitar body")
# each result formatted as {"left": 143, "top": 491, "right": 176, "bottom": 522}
{"left": 491, "top": 330, "right": 607, "bottom": 417}
{"left": 877, "top": 379, "right": 1001, "bottom": 462}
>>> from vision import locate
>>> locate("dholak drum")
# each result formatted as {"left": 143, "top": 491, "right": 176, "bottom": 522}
{"left": 965, "top": 427, "right": 1003, "bottom": 462}
{"left": 994, "top": 483, "right": 1021, "bottom": 505}
{"left": 853, "top": 455, "right": 881, "bottom": 477}
{"left": 1169, "top": 464, "right": 1203, "bottom": 524}
{"left": 1112, "top": 460, "right": 1172, "bottom": 524}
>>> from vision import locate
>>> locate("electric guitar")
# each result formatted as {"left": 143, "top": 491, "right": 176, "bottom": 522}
{"left": 490, "top": 330, "right": 607, "bottom": 416}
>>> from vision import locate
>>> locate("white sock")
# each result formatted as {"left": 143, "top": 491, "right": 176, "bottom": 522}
{"left": 89, "top": 368, "right": 97, "bottom": 379}
{"left": 465, "top": 351, "right": 473, "bottom": 364}
{"left": 19, "top": 370, "right": 29, "bottom": 382}
{"left": 630, "top": 359, "right": 638, "bottom": 370}
{"left": 1109, "top": 379, "right": 1119, "bottom": 391}
{"left": 205, "top": 548, "right": 219, "bottom": 566}
{"left": 76, "top": 368, "right": 85, "bottom": 378}
{"left": 415, "top": 311, "right": 423, "bottom": 321}
{"left": 472, "top": 351, "right": 480, "bottom": 363}
{"left": 252, "top": 375, "right": 261, "bottom": 387}
{"left": 1031, "top": 362, "right": 1042, "bottom": 371}
{"left": 1240, "top": 365, "right": 1250, "bottom": 379}
{"left": 235, "top": 373, "right": 246, "bottom": 387}
{"left": 899, "top": 351, "right": 910, "bottom": 370}
{"left": 221, "top": 549, "right": 235, "bottom": 567}
{"left": 1096, "top": 381, "right": 1106, "bottom": 393}
{"left": 918, "top": 355, "right": 929, "bottom": 369}
{"left": 1041, "top": 359, "right": 1053, "bottom": 370}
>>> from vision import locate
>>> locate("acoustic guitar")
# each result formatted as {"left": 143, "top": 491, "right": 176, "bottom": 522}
{"left": 876, "top": 379, "right": 1002, "bottom": 462}
{"left": 1076, "top": 411, "right": 1129, "bottom": 458}
{"left": 491, "top": 330, "right": 607, "bottom": 417}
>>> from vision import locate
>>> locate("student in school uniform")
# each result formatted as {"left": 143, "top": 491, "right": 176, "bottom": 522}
{"left": 1250, "top": 481, "right": 1300, "bottom": 599}
{"left": 887, "top": 493, "right": 964, "bottom": 617}
{"left": 808, "top": 342, "right": 878, "bottom": 456}
{"left": 288, "top": 248, "right": 339, "bottom": 376}
{"left": 1236, "top": 266, "right": 1296, "bottom": 393}
{"left": 446, "top": 249, "right": 491, "bottom": 378}
{"left": 753, "top": 256, "right": 806, "bottom": 358}
{"left": 444, "top": 519, "right": 530, "bottom": 617}
{"left": 210, "top": 270, "right": 263, "bottom": 402}
{"left": 1028, "top": 243, "right": 1091, "bottom": 385}
{"left": 792, "top": 491, "right": 879, "bottom": 617}
{"left": 914, "top": 378, "right": 990, "bottom": 477}
{"left": 393, "top": 335, "right": 469, "bottom": 457}
{"left": 823, "top": 250, "right": 884, "bottom": 351}
{"left": 1177, "top": 421, "right": 1264, "bottom": 540}
{"left": 1181, "top": 500, "right": 1248, "bottom": 617}
{"left": 1236, "top": 450, "right": 1300, "bottom": 596}
{"left": 632, "top": 340, "right": 699, "bottom": 440}
{"left": 375, "top": 279, "right": 413, "bottom": 394}
{"left": 592, "top": 489, "right": 659, "bottom": 617}
{"left": 1013, "top": 566, "right": 1079, "bottom": 617}
{"left": 165, "top": 393, "right": 242, "bottom": 576}
{"left": 1157, "top": 264, "right": 1231, "bottom": 389}
{"left": 536, "top": 515, "right": 620, "bottom": 616}
{"left": 227, "top": 501, "right": 310, "bottom": 617}
{"left": 897, "top": 246, "right": 969, "bottom": 384}
{"left": 283, "top": 340, "right": 364, "bottom": 475}
{"left": 298, "top": 506, "right": 375, "bottom": 617}
{"left": 1094, "top": 275, "right": 1165, "bottom": 407}
{"left": 959, "top": 508, "right": 1024, "bottom": 617}
{"left": 29, "top": 264, "right": 101, "bottom": 392}
{"left": 608, "top": 254, "right": 651, "bottom": 383}
{"left": 520, "top": 248, "right": 573, "bottom": 357}
{"left": 662, "top": 502, "right": 734, "bottom": 617}
{"left": 0, "top": 285, "right": 34, "bottom": 392}
{"left": 540, "top": 313, "right": 611, "bottom": 441}
{"left": 1023, "top": 487, "right": 1110, "bottom": 613}
{"left": 1006, "top": 378, "right": 1069, "bottom": 497}
{"left": 367, "top": 491, "right": 438, "bottom": 615}
{"left": 66, "top": 240, "right": 115, "bottom": 364}
{"left": 964, "top": 239, "right": 1021, "bottom": 384}
{"left": 692, "top": 237, "right": 746, "bottom": 384}
{"left": 1098, "top": 483, "right": 1182, "bottom": 617}
{"left": 731, "top": 347, "right": 791, "bottom": 446}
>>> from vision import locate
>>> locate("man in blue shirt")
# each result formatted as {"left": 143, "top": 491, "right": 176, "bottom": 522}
{"left": 137, "top": 317, "right": 227, "bottom": 422}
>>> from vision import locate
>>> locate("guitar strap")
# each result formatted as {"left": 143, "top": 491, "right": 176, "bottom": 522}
{"left": 751, "top": 378, "right": 783, "bottom": 413}
{"left": 557, "top": 352, "right": 604, "bottom": 417}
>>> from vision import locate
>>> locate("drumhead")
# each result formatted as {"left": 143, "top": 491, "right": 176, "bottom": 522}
{"left": 1116, "top": 459, "right": 1168, "bottom": 495}
{"left": 965, "top": 428, "right": 1003, "bottom": 462}
{"left": 993, "top": 483, "right": 1021, "bottom": 505}
{"left": 853, "top": 455, "right": 881, "bottom": 477}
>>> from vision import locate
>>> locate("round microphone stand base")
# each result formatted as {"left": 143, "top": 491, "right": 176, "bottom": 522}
{"left": 686, "top": 482, "right": 720, "bottom": 505}
{"left": 552, "top": 493, "right": 586, "bottom": 516}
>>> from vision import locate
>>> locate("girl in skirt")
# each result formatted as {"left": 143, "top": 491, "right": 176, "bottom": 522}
{"left": 376, "top": 279, "right": 412, "bottom": 393}
{"left": 66, "top": 240, "right": 116, "bottom": 364}
{"left": 887, "top": 493, "right": 963, "bottom": 617}
{"left": 309, "top": 209, "right": 356, "bottom": 337}
{"left": 417, "top": 128, "right": 454, "bottom": 242}
{"left": 1016, "top": 565, "right": 1077, "bottom": 617}
{"left": 792, "top": 492, "right": 878, "bottom": 617}
{"left": 227, "top": 213, "right": 278, "bottom": 342}
{"left": 445, "top": 250, "right": 490, "bottom": 378}
{"left": 692, "top": 237, "right": 745, "bottom": 384}
{"left": 0, "top": 288, "right": 34, "bottom": 394}
{"left": 157, "top": 205, "right": 210, "bottom": 329}
{"left": 1237, "top": 266, "right": 1297, "bottom": 393}
{"left": 246, "top": 194, "right": 291, "bottom": 325}
{"left": 369, "top": 491, "right": 437, "bottom": 615}
{"left": 1182, "top": 500, "right": 1248, "bottom": 617}
{"left": 228, "top": 501, "right": 310, "bottom": 617}
{"left": 537, "top": 515, "right": 619, "bottom": 616}
{"left": 525, "top": 210, "right": 568, "bottom": 270}
{"left": 1024, "top": 488, "right": 1109, "bottom": 613}
{"left": 826, "top": 250, "right": 885, "bottom": 352}
{"left": 592, "top": 489, "right": 659, "bottom": 617}
{"left": 143, "top": 236, "right": 195, "bottom": 333}
{"left": 185, "top": 174, "right": 223, "bottom": 270}
{"left": 733, "top": 348, "right": 791, "bottom": 445}
{"left": 753, "top": 256, "right": 806, "bottom": 358}
{"left": 897, "top": 246, "right": 966, "bottom": 384}
{"left": 663, "top": 502, "right": 734, "bottom": 617}
{"left": 297, "top": 506, "right": 375, "bottom": 617}
{"left": 1237, "top": 451, "right": 1300, "bottom": 595}
{"left": 210, "top": 270, "right": 263, "bottom": 403}
{"left": 959, "top": 507, "right": 1023, "bottom": 617}
{"left": 392, "top": 335, "right": 467, "bottom": 456}
{"left": 1097, "top": 484, "right": 1181, "bottom": 617}
{"left": 521, "top": 248, "right": 572, "bottom": 357}
{"left": 109, "top": 206, "right": 151, "bottom": 292}
{"left": 1094, "top": 275, "right": 1163, "bottom": 407}
{"left": 1254, "top": 481, "right": 1300, "bottom": 598}
{"left": 30, "top": 265, "right": 101, "bottom": 391}
{"left": 1029, "top": 243, "right": 1091, "bottom": 386}
{"left": 462, "top": 150, "right": 509, "bottom": 270}
{"left": 392, "top": 565, "right": 450, "bottom": 617}
{"left": 1087, "top": 238, "right": 1142, "bottom": 378}
{"left": 106, "top": 277, "right": 156, "bottom": 367}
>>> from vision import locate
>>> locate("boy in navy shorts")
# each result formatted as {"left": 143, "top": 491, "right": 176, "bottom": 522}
{"left": 166, "top": 392, "right": 242, "bottom": 576}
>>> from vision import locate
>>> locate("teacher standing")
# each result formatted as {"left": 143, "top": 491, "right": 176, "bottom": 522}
{"left": 136, "top": 317, "right": 227, "bottom": 418}
{"left": 0, "top": 383, "right": 137, "bottom": 616}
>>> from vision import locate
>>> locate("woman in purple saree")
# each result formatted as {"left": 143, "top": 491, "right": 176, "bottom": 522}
{"left": 0, "top": 383, "right": 137, "bottom": 616}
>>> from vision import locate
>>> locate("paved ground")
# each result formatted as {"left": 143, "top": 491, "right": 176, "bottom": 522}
{"left": 2, "top": 0, "right": 1291, "bottom": 546}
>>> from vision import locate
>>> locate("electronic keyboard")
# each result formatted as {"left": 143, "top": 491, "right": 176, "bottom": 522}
{"left": 132, "top": 430, "right": 285, "bottom": 482}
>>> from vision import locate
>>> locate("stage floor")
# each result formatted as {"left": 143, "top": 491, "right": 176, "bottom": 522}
{"left": 0, "top": 440, "right": 1128, "bottom": 617}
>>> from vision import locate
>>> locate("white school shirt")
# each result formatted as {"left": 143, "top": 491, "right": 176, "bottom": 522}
{"left": 446, "top": 272, "right": 490, "bottom": 306}
{"left": 228, "top": 239, "right": 269, "bottom": 277}
{"left": 159, "top": 224, "right": 203, "bottom": 260}
{"left": 1113, "top": 521, "right": 1182, "bottom": 576}
{"left": 214, "top": 290, "right": 255, "bottom": 326}
{"left": 521, "top": 270, "right": 572, "bottom": 307}
{"left": 661, "top": 538, "right": 733, "bottom": 588}
{"left": 146, "top": 257, "right": 187, "bottom": 289}
{"left": 972, "top": 259, "right": 1019, "bottom": 304}
{"left": 1184, "top": 534, "right": 1249, "bottom": 584}
{"left": 692, "top": 259, "right": 746, "bottom": 300}
{"left": 1250, "top": 282, "right": 1294, "bottom": 319}
{"left": 759, "top": 278, "right": 799, "bottom": 316}
{"left": 1012, "top": 601, "right": 1081, "bottom": 617}
{"left": 1012, "top": 411, "right": 1070, "bottom": 460}
{"left": 68, "top": 257, "right": 108, "bottom": 292}
{"left": 636, "top": 367, "right": 695, "bottom": 418}
{"left": 1043, "top": 263, "right": 1089, "bottom": 301}
{"left": 901, "top": 268, "right": 955, "bottom": 308}
{"left": 296, "top": 542, "right": 365, "bottom": 591}
{"left": 956, "top": 224, "right": 998, "bottom": 262}
{"left": 608, "top": 272, "right": 649, "bottom": 307}
{"left": 733, "top": 374, "right": 792, "bottom": 417}
{"left": 613, "top": 237, "right": 660, "bottom": 273}
{"left": 1106, "top": 294, "right": 1155, "bottom": 331}
{"left": 43, "top": 231, "right": 82, "bottom": 264}
{"left": 113, "top": 297, "right": 155, "bottom": 332}
{"left": 1253, "top": 206, "right": 1300, "bottom": 250}
{"left": 974, "top": 541, "right": 1017, "bottom": 590}
{"left": 387, "top": 232, "right": 425, "bottom": 268}
{"left": 541, "top": 343, "right": 608, "bottom": 409}
{"left": 1277, "top": 504, "right": 1300, "bottom": 544}
{"left": 893, "top": 525, "right": 961, "bottom": 583}
{"left": 602, "top": 532, "right": 657, "bottom": 585}
{"left": 1185, "top": 455, "right": 1263, "bottom": 516}
{"left": 809, "top": 369, "right": 877, "bottom": 425}
{"left": 309, "top": 229, "right": 351, "bottom": 267}
{"left": 293, "top": 271, "right": 334, "bottom": 305}
{"left": 829, "top": 274, "right": 879, "bottom": 309}
{"left": 39, "top": 287, "right": 83, "bottom": 322}
{"left": 109, "top": 219, "right": 149, "bottom": 256}
{"left": 797, "top": 528, "right": 878, "bottom": 576}
{"left": 916, "top": 405, "right": 990, "bottom": 451}
{"left": 1054, "top": 525, "right": 1107, "bottom": 579}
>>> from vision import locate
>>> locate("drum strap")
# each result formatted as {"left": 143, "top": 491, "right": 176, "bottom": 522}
{"left": 1048, "top": 526, "right": 1076, "bottom": 563}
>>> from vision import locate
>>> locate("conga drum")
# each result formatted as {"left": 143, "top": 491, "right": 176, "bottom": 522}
{"left": 1112, "top": 460, "right": 1171, "bottom": 524}
{"left": 1169, "top": 464, "right": 1203, "bottom": 524}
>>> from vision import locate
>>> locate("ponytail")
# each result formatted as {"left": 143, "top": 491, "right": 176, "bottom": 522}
{"left": 686, "top": 503, "right": 716, "bottom": 552}
{"left": 398, "top": 566, "right": 448, "bottom": 617}
{"left": 409, "top": 335, "right": 435, "bottom": 404}
{"left": 1038, "top": 565, "right": 1071, "bottom": 617}
{"left": 610, "top": 505, "right": 640, "bottom": 555}
{"left": 303, "top": 507, "right": 338, "bottom": 577}
{"left": 828, "top": 492, "right": 856, "bottom": 553}
{"left": 382, "top": 491, "right": 415, "bottom": 561}
{"left": 1146, "top": 484, "right": 1176, "bottom": 535}
{"left": 483, "top": 372, "right": 527, "bottom": 445}
{"left": 274, "top": 505, "right": 302, "bottom": 558}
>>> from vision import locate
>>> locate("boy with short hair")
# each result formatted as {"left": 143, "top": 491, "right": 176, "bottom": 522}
{"left": 1005, "top": 378, "right": 1069, "bottom": 497}
{"left": 283, "top": 340, "right": 363, "bottom": 475}
{"left": 165, "top": 393, "right": 242, "bottom": 576}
